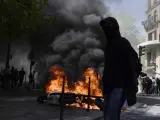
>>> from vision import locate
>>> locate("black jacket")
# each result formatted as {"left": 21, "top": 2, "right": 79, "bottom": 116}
{"left": 102, "top": 37, "right": 138, "bottom": 93}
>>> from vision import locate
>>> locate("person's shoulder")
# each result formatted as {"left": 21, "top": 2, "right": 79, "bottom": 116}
{"left": 121, "top": 37, "right": 131, "bottom": 47}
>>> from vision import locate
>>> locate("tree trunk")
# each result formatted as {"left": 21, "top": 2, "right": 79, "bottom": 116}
{"left": 6, "top": 36, "right": 12, "bottom": 69}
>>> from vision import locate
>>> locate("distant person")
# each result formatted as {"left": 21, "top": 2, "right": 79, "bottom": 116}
{"left": 10, "top": 67, "right": 14, "bottom": 88}
{"left": 14, "top": 68, "right": 19, "bottom": 87}
{"left": 3, "top": 68, "right": 11, "bottom": 89}
{"left": 151, "top": 76, "right": 157, "bottom": 94}
{"left": 28, "top": 71, "right": 36, "bottom": 89}
{"left": 156, "top": 78, "right": 160, "bottom": 95}
{"left": 10, "top": 66, "right": 18, "bottom": 88}
{"left": 143, "top": 75, "right": 152, "bottom": 95}
{"left": 18, "top": 68, "right": 26, "bottom": 87}
{"left": 0, "top": 69, "right": 4, "bottom": 88}
{"left": 148, "top": 77, "right": 152, "bottom": 94}
{"left": 100, "top": 17, "right": 141, "bottom": 120}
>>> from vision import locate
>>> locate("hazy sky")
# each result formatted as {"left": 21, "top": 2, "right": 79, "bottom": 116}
{"left": 110, "top": 0, "right": 147, "bottom": 35}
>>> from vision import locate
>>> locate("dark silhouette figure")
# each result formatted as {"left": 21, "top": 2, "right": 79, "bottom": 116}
{"left": 3, "top": 68, "right": 11, "bottom": 89}
{"left": 100, "top": 17, "right": 141, "bottom": 120}
{"left": 0, "top": 69, "right": 4, "bottom": 88}
{"left": 156, "top": 78, "right": 160, "bottom": 95}
{"left": 11, "top": 66, "right": 17, "bottom": 88}
{"left": 14, "top": 68, "right": 19, "bottom": 87}
{"left": 18, "top": 68, "right": 26, "bottom": 87}
{"left": 143, "top": 75, "right": 152, "bottom": 95}
{"left": 28, "top": 71, "right": 36, "bottom": 89}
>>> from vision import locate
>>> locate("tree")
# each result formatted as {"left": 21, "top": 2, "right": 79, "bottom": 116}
{"left": 0, "top": 0, "right": 53, "bottom": 68}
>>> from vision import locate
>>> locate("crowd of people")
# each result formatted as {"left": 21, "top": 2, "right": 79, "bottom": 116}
{"left": 139, "top": 73, "right": 160, "bottom": 95}
{"left": 0, "top": 66, "right": 36, "bottom": 90}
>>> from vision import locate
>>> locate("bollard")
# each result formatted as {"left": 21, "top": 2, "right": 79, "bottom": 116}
{"left": 87, "top": 77, "right": 91, "bottom": 112}
{"left": 60, "top": 76, "right": 65, "bottom": 120}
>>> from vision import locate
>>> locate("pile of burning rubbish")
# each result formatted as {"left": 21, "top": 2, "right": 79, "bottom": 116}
{"left": 37, "top": 66, "right": 128, "bottom": 110}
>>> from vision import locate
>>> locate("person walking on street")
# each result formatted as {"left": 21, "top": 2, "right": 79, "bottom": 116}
{"left": 156, "top": 78, "right": 160, "bottom": 95}
{"left": 143, "top": 75, "right": 151, "bottom": 95}
{"left": 28, "top": 71, "right": 36, "bottom": 89}
{"left": 18, "top": 68, "right": 26, "bottom": 88}
{"left": 14, "top": 68, "right": 19, "bottom": 87}
{"left": 100, "top": 17, "right": 141, "bottom": 120}
{"left": 151, "top": 76, "right": 157, "bottom": 94}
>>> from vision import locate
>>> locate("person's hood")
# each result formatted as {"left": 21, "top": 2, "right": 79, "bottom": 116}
{"left": 100, "top": 17, "right": 121, "bottom": 44}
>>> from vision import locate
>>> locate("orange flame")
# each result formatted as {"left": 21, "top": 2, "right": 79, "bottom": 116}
{"left": 45, "top": 66, "right": 103, "bottom": 109}
{"left": 46, "top": 67, "right": 102, "bottom": 96}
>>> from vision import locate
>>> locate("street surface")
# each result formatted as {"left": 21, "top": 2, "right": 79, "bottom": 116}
{"left": 0, "top": 88, "right": 160, "bottom": 120}
{"left": 0, "top": 96, "right": 103, "bottom": 120}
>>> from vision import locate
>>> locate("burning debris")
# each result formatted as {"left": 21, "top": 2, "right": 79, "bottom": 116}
{"left": 45, "top": 66, "right": 102, "bottom": 96}
{"left": 44, "top": 65, "right": 103, "bottom": 109}
{"left": 39, "top": 65, "right": 128, "bottom": 110}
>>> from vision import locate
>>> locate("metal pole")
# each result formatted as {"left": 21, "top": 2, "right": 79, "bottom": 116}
{"left": 87, "top": 77, "right": 91, "bottom": 112}
{"left": 60, "top": 76, "right": 65, "bottom": 120}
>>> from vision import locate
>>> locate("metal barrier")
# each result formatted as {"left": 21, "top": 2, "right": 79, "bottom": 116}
{"left": 87, "top": 77, "right": 91, "bottom": 112}
{"left": 60, "top": 76, "right": 65, "bottom": 120}
{"left": 59, "top": 76, "right": 92, "bottom": 120}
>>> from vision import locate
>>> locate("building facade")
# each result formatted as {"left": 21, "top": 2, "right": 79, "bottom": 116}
{"left": 139, "top": 0, "right": 160, "bottom": 77}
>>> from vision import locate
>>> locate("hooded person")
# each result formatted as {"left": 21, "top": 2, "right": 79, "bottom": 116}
{"left": 100, "top": 17, "right": 141, "bottom": 120}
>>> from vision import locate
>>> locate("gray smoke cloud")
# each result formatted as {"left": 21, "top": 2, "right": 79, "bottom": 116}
{"left": 8, "top": 40, "right": 31, "bottom": 81}
{"left": 51, "top": 30, "right": 104, "bottom": 78}
{"left": 83, "top": 14, "right": 101, "bottom": 25}
{"left": 48, "top": 0, "right": 109, "bottom": 23}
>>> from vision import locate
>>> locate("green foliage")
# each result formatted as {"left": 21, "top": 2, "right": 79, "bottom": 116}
{"left": 0, "top": 0, "right": 54, "bottom": 41}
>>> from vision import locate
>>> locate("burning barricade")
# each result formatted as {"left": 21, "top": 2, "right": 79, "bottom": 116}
{"left": 37, "top": 66, "right": 103, "bottom": 110}
{"left": 37, "top": 65, "right": 128, "bottom": 111}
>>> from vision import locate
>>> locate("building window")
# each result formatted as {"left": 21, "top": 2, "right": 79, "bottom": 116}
{"left": 154, "top": 30, "right": 157, "bottom": 40}
{"left": 148, "top": 32, "right": 152, "bottom": 41}
{"left": 154, "top": 10, "right": 157, "bottom": 21}
{"left": 147, "top": 52, "right": 151, "bottom": 66}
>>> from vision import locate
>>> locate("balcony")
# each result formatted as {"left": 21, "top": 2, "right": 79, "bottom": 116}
{"left": 137, "top": 40, "right": 160, "bottom": 49}
{"left": 142, "top": 18, "right": 160, "bottom": 32}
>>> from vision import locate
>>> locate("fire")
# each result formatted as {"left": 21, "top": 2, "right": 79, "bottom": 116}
{"left": 45, "top": 66, "right": 103, "bottom": 109}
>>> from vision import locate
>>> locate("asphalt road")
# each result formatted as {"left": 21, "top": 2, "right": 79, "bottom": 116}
{"left": 0, "top": 88, "right": 160, "bottom": 120}
{"left": 0, "top": 96, "right": 103, "bottom": 120}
